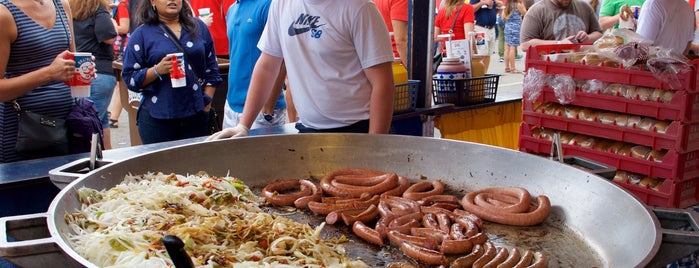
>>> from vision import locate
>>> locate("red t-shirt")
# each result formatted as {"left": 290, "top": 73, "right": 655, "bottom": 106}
{"left": 435, "top": 4, "right": 475, "bottom": 41}
{"left": 190, "top": 0, "right": 236, "bottom": 57}
{"left": 375, "top": 0, "right": 409, "bottom": 58}
{"left": 115, "top": 1, "right": 129, "bottom": 27}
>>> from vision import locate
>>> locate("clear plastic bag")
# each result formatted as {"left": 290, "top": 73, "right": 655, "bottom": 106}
{"left": 580, "top": 79, "right": 607, "bottom": 94}
{"left": 646, "top": 49, "right": 694, "bottom": 90}
{"left": 523, "top": 68, "right": 548, "bottom": 102}
{"left": 549, "top": 74, "right": 576, "bottom": 104}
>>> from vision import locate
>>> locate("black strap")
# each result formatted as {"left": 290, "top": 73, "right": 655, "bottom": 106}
{"left": 449, "top": 6, "right": 464, "bottom": 34}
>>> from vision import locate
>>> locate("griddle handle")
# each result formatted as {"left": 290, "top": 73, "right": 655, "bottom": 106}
{"left": 647, "top": 207, "right": 699, "bottom": 267}
{"left": 162, "top": 235, "right": 195, "bottom": 268}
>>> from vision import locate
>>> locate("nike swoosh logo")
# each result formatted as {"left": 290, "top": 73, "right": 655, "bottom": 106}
{"left": 288, "top": 25, "right": 312, "bottom": 36}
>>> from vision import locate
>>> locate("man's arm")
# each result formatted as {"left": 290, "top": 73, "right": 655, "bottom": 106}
{"left": 598, "top": 15, "right": 620, "bottom": 30}
{"left": 239, "top": 53, "right": 284, "bottom": 129}
{"left": 392, "top": 19, "right": 409, "bottom": 67}
{"left": 364, "top": 62, "right": 395, "bottom": 134}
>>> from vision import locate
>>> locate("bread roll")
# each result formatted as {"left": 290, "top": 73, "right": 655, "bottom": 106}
{"left": 571, "top": 134, "right": 594, "bottom": 148}
{"left": 570, "top": 53, "right": 586, "bottom": 64}
{"left": 608, "top": 141, "right": 626, "bottom": 154}
{"left": 594, "top": 139, "right": 615, "bottom": 151}
{"left": 602, "top": 83, "right": 625, "bottom": 96}
{"left": 579, "top": 108, "right": 600, "bottom": 122}
{"left": 623, "top": 86, "right": 637, "bottom": 99}
{"left": 615, "top": 114, "right": 629, "bottom": 127}
{"left": 564, "top": 106, "right": 582, "bottom": 119}
{"left": 661, "top": 90, "right": 675, "bottom": 104}
{"left": 617, "top": 144, "right": 634, "bottom": 156}
{"left": 534, "top": 102, "right": 552, "bottom": 113}
{"left": 638, "top": 118, "right": 658, "bottom": 131}
{"left": 603, "top": 59, "right": 621, "bottom": 68}
{"left": 560, "top": 132, "right": 575, "bottom": 144}
{"left": 648, "top": 150, "right": 666, "bottom": 162}
{"left": 653, "top": 121, "right": 669, "bottom": 134}
{"left": 635, "top": 87, "right": 652, "bottom": 101}
{"left": 582, "top": 53, "right": 603, "bottom": 66}
{"left": 598, "top": 112, "right": 616, "bottom": 124}
{"left": 613, "top": 170, "right": 629, "bottom": 182}
{"left": 649, "top": 88, "right": 663, "bottom": 102}
{"left": 626, "top": 115, "right": 642, "bottom": 128}
{"left": 630, "top": 146, "right": 651, "bottom": 159}
{"left": 627, "top": 172, "right": 644, "bottom": 185}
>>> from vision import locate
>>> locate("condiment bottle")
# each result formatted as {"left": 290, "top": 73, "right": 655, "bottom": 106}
{"left": 471, "top": 55, "right": 485, "bottom": 78}
{"left": 392, "top": 58, "right": 408, "bottom": 85}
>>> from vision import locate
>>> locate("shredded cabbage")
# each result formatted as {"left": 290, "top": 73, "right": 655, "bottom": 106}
{"left": 66, "top": 172, "right": 367, "bottom": 268}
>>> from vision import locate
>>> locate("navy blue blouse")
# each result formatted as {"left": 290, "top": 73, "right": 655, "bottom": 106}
{"left": 122, "top": 19, "right": 222, "bottom": 119}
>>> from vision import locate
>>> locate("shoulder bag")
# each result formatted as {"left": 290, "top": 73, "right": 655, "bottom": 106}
{"left": 13, "top": 100, "right": 69, "bottom": 159}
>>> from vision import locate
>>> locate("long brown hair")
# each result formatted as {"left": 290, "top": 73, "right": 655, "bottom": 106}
{"left": 70, "top": 0, "right": 111, "bottom": 21}
{"left": 589, "top": 0, "right": 599, "bottom": 11}
{"left": 503, "top": 0, "right": 517, "bottom": 21}
{"left": 443, "top": 0, "right": 465, "bottom": 20}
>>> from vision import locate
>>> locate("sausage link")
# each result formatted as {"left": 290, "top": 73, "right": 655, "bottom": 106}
{"left": 462, "top": 192, "right": 551, "bottom": 226}
{"left": 352, "top": 221, "right": 384, "bottom": 247}
{"left": 410, "top": 227, "right": 448, "bottom": 243}
{"left": 422, "top": 213, "right": 440, "bottom": 229}
{"left": 308, "top": 195, "right": 379, "bottom": 215}
{"left": 342, "top": 204, "right": 380, "bottom": 225}
{"left": 512, "top": 250, "right": 534, "bottom": 268}
{"left": 483, "top": 247, "right": 509, "bottom": 268}
{"left": 450, "top": 243, "right": 485, "bottom": 268}
{"left": 430, "top": 202, "right": 463, "bottom": 211}
{"left": 332, "top": 169, "right": 387, "bottom": 186}
{"left": 528, "top": 252, "right": 547, "bottom": 268}
{"left": 473, "top": 187, "right": 531, "bottom": 213}
{"left": 440, "top": 238, "right": 474, "bottom": 255}
{"left": 450, "top": 223, "right": 468, "bottom": 240}
{"left": 472, "top": 242, "right": 497, "bottom": 268}
{"left": 403, "top": 180, "right": 446, "bottom": 200}
{"left": 261, "top": 179, "right": 312, "bottom": 206}
{"left": 400, "top": 241, "right": 448, "bottom": 266}
{"left": 293, "top": 179, "right": 322, "bottom": 209}
{"left": 451, "top": 214, "right": 480, "bottom": 237}
{"left": 387, "top": 230, "right": 439, "bottom": 250}
{"left": 379, "top": 195, "right": 420, "bottom": 217}
{"left": 436, "top": 213, "right": 452, "bottom": 233}
{"left": 453, "top": 209, "right": 484, "bottom": 228}
{"left": 380, "top": 176, "right": 411, "bottom": 197}
{"left": 467, "top": 232, "right": 489, "bottom": 246}
{"left": 387, "top": 219, "right": 421, "bottom": 234}
{"left": 419, "top": 194, "right": 461, "bottom": 206}
{"left": 320, "top": 169, "right": 388, "bottom": 197}
{"left": 496, "top": 248, "right": 521, "bottom": 268}
{"left": 330, "top": 173, "right": 399, "bottom": 196}
{"left": 375, "top": 213, "right": 396, "bottom": 238}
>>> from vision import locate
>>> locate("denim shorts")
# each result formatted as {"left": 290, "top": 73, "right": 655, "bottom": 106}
{"left": 88, "top": 73, "right": 117, "bottom": 128}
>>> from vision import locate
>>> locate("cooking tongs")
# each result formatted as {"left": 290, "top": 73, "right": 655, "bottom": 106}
{"left": 550, "top": 132, "right": 564, "bottom": 163}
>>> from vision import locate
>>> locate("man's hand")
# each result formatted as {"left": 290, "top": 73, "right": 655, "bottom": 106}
{"left": 206, "top": 124, "right": 250, "bottom": 141}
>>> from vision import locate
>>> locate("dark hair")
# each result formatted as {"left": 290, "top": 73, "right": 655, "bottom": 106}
{"left": 137, "top": 0, "right": 199, "bottom": 39}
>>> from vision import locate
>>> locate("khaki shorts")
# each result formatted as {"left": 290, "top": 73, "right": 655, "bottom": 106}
{"left": 474, "top": 25, "right": 496, "bottom": 56}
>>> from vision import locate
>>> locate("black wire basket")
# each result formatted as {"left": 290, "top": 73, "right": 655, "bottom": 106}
{"left": 432, "top": 74, "right": 500, "bottom": 106}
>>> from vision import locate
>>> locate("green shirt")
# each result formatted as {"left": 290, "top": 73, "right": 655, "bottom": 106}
{"left": 599, "top": 0, "right": 646, "bottom": 28}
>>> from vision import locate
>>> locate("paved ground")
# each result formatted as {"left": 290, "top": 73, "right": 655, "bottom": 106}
{"left": 109, "top": 49, "right": 526, "bottom": 149}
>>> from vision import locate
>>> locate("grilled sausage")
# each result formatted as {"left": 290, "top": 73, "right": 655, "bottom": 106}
{"left": 440, "top": 237, "right": 474, "bottom": 255}
{"left": 462, "top": 191, "right": 551, "bottom": 226}
{"left": 400, "top": 241, "right": 448, "bottom": 266}
{"left": 380, "top": 175, "right": 412, "bottom": 197}
{"left": 341, "top": 204, "right": 380, "bottom": 225}
{"left": 410, "top": 227, "right": 449, "bottom": 243}
{"left": 450, "top": 243, "right": 485, "bottom": 268}
{"left": 387, "top": 230, "right": 439, "bottom": 250}
{"left": 352, "top": 221, "right": 384, "bottom": 247}
{"left": 512, "top": 250, "right": 534, "bottom": 268}
{"left": 293, "top": 179, "right": 322, "bottom": 209}
{"left": 320, "top": 169, "right": 399, "bottom": 197}
{"left": 472, "top": 187, "right": 531, "bottom": 213}
{"left": 472, "top": 242, "right": 497, "bottom": 268}
{"left": 528, "top": 252, "right": 548, "bottom": 268}
{"left": 483, "top": 247, "right": 509, "bottom": 268}
{"left": 403, "top": 180, "right": 445, "bottom": 200}
{"left": 496, "top": 248, "right": 521, "bottom": 268}
{"left": 261, "top": 179, "right": 312, "bottom": 206}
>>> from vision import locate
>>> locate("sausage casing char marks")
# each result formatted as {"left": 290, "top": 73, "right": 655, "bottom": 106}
{"left": 261, "top": 169, "right": 550, "bottom": 267}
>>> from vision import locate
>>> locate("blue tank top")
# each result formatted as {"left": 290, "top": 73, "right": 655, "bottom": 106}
{"left": 0, "top": 0, "right": 74, "bottom": 163}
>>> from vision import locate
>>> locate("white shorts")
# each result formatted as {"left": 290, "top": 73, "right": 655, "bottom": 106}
{"left": 223, "top": 100, "right": 287, "bottom": 129}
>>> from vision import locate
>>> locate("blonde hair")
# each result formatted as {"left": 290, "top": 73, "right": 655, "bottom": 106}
{"left": 70, "top": 0, "right": 111, "bottom": 21}
{"left": 443, "top": 0, "right": 465, "bottom": 20}
{"left": 503, "top": 0, "right": 517, "bottom": 21}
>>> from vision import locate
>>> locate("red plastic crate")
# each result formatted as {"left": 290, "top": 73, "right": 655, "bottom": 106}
{"left": 525, "top": 44, "right": 699, "bottom": 92}
{"left": 522, "top": 102, "right": 699, "bottom": 153}
{"left": 537, "top": 87, "right": 699, "bottom": 123}
{"left": 519, "top": 123, "right": 699, "bottom": 181}
{"left": 613, "top": 176, "right": 699, "bottom": 209}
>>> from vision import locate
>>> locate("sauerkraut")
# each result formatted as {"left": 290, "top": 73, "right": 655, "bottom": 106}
{"left": 65, "top": 172, "right": 366, "bottom": 268}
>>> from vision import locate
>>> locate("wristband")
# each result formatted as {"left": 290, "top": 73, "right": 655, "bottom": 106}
{"left": 153, "top": 67, "right": 163, "bottom": 80}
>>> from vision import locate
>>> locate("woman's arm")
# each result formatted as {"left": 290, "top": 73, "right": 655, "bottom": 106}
{"left": 0, "top": 4, "right": 75, "bottom": 101}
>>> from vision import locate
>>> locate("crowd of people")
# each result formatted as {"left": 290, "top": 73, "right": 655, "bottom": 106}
{"left": 1, "top": 0, "right": 698, "bottom": 163}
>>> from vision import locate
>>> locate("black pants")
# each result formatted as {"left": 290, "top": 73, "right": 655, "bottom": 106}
{"left": 295, "top": 120, "right": 370, "bottom": 133}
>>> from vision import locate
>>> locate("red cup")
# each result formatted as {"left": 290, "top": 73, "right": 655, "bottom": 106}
{"left": 167, "top": 52, "right": 186, "bottom": 88}
{"left": 64, "top": 52, "right": 93, "bottom": 97}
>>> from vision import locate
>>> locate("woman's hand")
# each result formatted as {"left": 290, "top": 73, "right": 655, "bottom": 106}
{"left": 154, "top": 55, "right": 176, "bottom": 75}
{"left": 50, "top": 50, "right": 76, "bottom": 82}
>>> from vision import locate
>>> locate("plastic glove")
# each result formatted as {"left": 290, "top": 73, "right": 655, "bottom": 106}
{"left": 206, "top": 124, "right": 250, "bottom": 141}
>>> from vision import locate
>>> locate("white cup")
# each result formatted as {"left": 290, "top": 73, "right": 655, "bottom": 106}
{"left": 198, "top": 8, "right": 210, "bottom": 17}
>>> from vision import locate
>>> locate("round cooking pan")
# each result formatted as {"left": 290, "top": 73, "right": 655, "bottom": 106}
{"left": 1, "top": 134, "right": 697, "bottom": 267}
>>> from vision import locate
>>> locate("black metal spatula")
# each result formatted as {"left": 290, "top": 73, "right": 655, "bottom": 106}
{"left": 162, "top": 235, "right": 195, "bottom": 268}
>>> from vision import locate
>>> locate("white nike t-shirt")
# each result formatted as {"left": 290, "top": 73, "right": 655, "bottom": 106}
{"left": 258, "top": 0, "right": 394, "bottom": 130}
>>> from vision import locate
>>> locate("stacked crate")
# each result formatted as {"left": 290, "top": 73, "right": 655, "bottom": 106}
{"left": 519, "top": 44, "right": 699, "bottom": 208}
